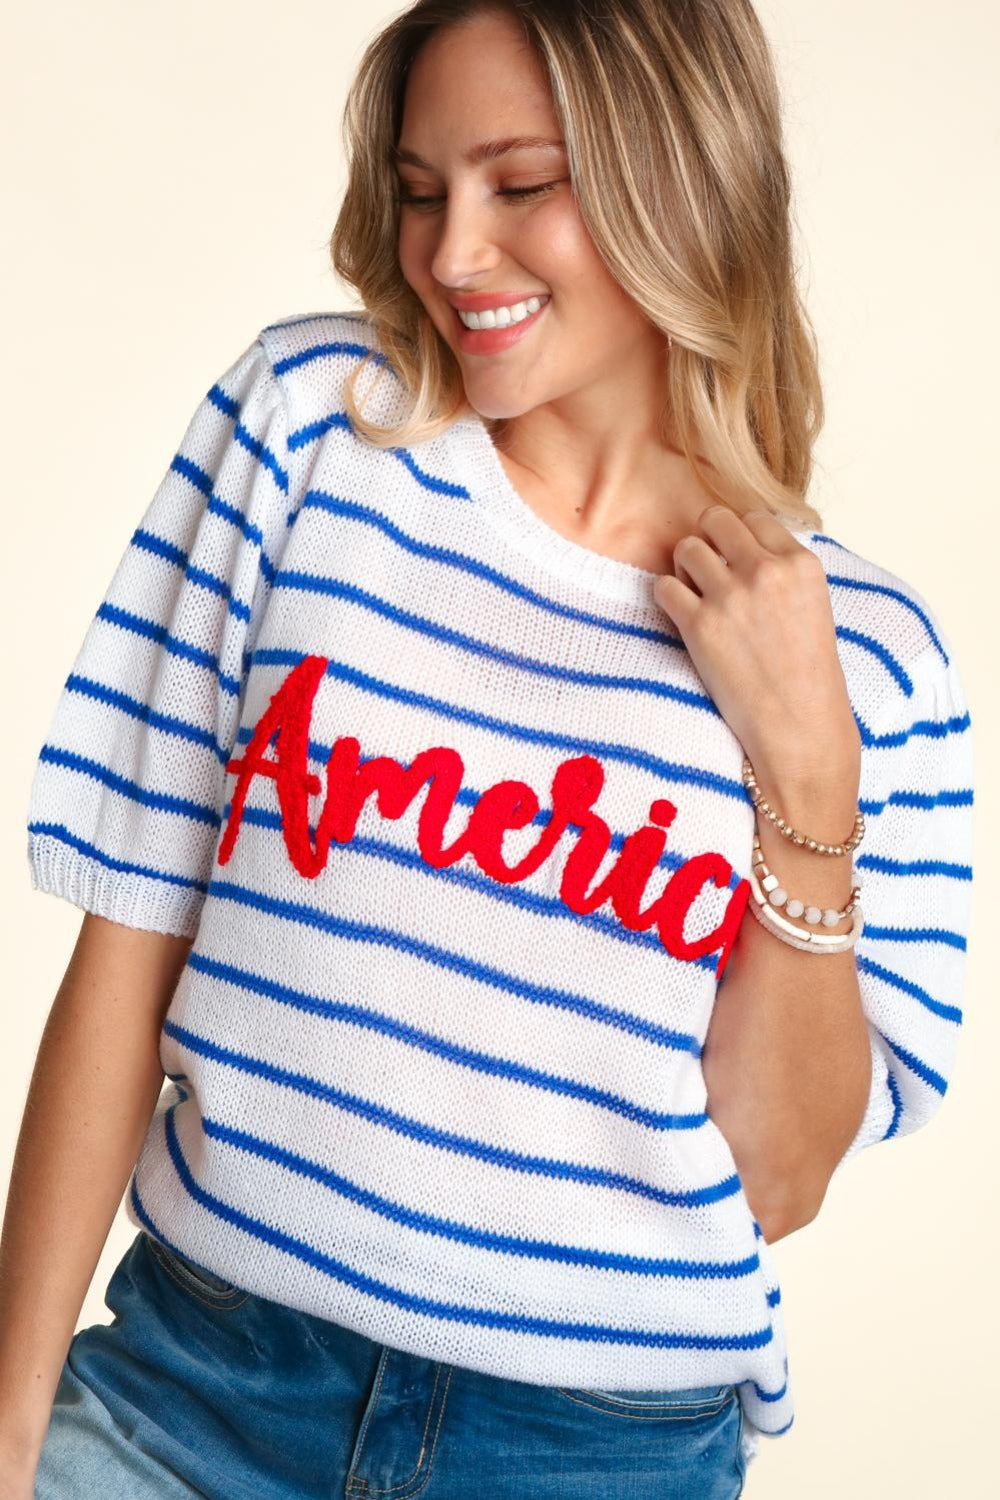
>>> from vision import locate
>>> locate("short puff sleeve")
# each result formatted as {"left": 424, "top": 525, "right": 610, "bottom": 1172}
{"left": 26, "top": 334, "right": 293, "bottom": 938}
{"left": 833, "top": 642, "right": 975, "bottom": 1173}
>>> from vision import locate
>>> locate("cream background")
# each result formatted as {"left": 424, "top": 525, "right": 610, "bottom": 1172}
{"left": 3, "top": 2, "right": 997, "bottom": 1493}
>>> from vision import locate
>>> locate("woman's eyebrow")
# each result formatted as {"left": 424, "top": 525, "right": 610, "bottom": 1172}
{"left": 391, "top": 136, "right": 566, "bottom": 169}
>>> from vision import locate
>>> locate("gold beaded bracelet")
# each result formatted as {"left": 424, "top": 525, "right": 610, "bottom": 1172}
{"left": 741, "top": 755, "right": 865, "bottom": 856}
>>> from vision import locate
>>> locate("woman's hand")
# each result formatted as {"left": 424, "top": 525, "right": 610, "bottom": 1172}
{"left": 652, "top": 505, "right": 861, "bottom": 781}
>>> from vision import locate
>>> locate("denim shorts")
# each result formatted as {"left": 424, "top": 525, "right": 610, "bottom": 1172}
{"left": 34, "top": 1228, "right": 747, "bottom": 1499}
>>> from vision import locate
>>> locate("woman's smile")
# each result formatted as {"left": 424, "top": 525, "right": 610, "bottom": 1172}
{"left": 451, "top": 292, "right": 551, "bottom": 353}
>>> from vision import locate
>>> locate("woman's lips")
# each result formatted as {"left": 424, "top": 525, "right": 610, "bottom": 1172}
{"left": 452, "top": 297, "right": 550, "bottom": 355}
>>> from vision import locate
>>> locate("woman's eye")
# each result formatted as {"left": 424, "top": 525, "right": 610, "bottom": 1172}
{"left": 395, "top": 181, "right": 562, "bottom": 210}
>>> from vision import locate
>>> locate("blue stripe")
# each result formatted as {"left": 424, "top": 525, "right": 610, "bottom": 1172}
{"left": 201, "top": 853, "right": 958, "bottom": 1094}
{"left": 287, "top": 413, "right": 351, "bottom": 451}
{"left": 235, "top": 418, "right": 288, "bottom": 494}
{"left": 390, "top": 442, "right": 470, "bottom": 496}
{"left": 856, "top": 853, "right": 972, "bottom": 880}
{"left": 64, "top": 673, "right": 230, "bottom": 767}
{"left": 750, "top": 1377, "right": 790, "bottom": 1404}
{"left": 131, "top": 524, "right": 186, "bottom": 570}
{"left": 860, "top": 785, "right": 974, "bottom": 819}
{"left": 126, "top": 1181, "right": 225, "bottom": 1284}
{"left": 123, "top": 526, "right": 252, "bottom": 621}
{"left": 186, "top": 949, "right": 708, "bottom": 1127}
{"left": 206, "top": 381, "right": 238, "bottom": 421}
{"left": 167, "top": 457, "right": 268, "bottom": 545}
{"left": 882, "top": 1030, "right": 949, "bottom": 1094}
{"left": 196, "top": 1111, "right": 759, "bottom": 1280}
{"left": 201, "top": 392, "right": 287, "bottom": 493}
{"left": 820, "top": 567, "right": 949, "bottom": 665}
{"left": 95, "top": 602, "right": 241, "bottom": 696}
{"left": 861, "top": 923, "right": 966, "bottom": 952}
{"left": 138, "top": 1122, "right": 775, "bottom": 1352}
{"left": 293, "top": 479, "right": 917, "bottom": 691}
{"left": 206, "top": 491, "right": 264, "bottom": 545}
{"left": 878, "top": 785, "right": 973, "bottom": 811}
{"left": 203, "top": 852, "right": 965, "bottom": 1075}
{"left": 289, "top": 411, "right": 470, "bottom": 499}
{"left": 855, "top": 954, "right": 962, "bottom": 1028}
{"left": 201, "top": 382, "right": 289, "bottom": 495}
{"left": 167, "top": 453, "right": 280, "bottom": 581}
{"left": 272, "top": 340, "right": 397, "bottom": 377}
{"left": 28, "top": 822, "right": 207, "bottom": 895}
{"left": 860, "top": 703, "right": 972, "bottom": 755}
{"left": 36, "top": 745, "right": 220, "bottom": 826}
{"left": 201, "top": 880, "right": 705, "bottom": 1062}
{"left": 884, "top": 1066, "right": 904, "bottom": 1136}
{"left": 835, "top": 626, "right": 914, "bottom": 694}
{"left": 164, "top": 1018, "right": 731, "bottom": 1195}
{"left": 857, "top": 705, "right": 971, "bottom": 754}
{"left": 272, "top": 568, "right": 717, "bottom": 714}
{"left": 271, "top": 553, "right": 969, "bottom": 738}
{"left": 171, "top": 452, "right": 215, "bottom": 498}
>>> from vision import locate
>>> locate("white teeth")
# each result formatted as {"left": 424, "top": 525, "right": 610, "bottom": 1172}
{"left": 457, "top": 295, "right": 547, "bottom": 330}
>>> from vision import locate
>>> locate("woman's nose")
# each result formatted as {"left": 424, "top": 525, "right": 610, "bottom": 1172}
{"left": 429, "top": 188, "right": 503, "bottom": 287}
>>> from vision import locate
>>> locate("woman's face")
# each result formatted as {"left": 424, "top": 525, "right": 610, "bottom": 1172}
{"left": 394, "top": 8, "right": 664, "bottom": 422}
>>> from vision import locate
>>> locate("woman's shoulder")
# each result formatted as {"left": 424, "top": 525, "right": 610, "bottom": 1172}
{"left": 257, "top": 307, "right": 386, "bottom": 377}
{"left": 784, "top": 524, "right": 968, "bottom": 747}
{"left": 259, "top": 306, "right": 381, "bottom": 355}
{"left": 788, "top": 525, "right": 957, "bottom": 679}
{"left": 255, "top": 307, "right": 409, "bottom": 433}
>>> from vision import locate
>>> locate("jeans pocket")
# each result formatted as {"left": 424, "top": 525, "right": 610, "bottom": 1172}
{"left": 143, "top": 1231, "right": 250, "bottom": 1309}
{"left": 555, "top": 1382, "right": 736, "bottom": 1421}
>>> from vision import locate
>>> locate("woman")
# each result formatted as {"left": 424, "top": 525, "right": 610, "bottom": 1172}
{"left": 2, "top": 3, "right": 974, "bottom": 1497}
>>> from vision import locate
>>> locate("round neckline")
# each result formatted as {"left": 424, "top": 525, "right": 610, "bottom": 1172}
{"left": 445, "top": 410, "right": 666, "bottom": 606}
{"left": 443, "top": 408, "right": 818, "bottom": 605}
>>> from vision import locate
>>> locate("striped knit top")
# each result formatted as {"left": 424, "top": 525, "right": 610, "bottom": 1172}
{"left": 25, "top": 309, "right": 975, "bottom": 1463}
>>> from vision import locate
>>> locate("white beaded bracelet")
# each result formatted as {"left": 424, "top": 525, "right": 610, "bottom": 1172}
{"left": 747, "top": 862, "right": 864, "bottom": 952}
{"left": 751, "top": 832, "right": 862, "bottom": 927}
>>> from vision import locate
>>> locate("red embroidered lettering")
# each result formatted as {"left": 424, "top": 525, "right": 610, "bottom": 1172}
{"left": 219, "top": 658, "right": 750, "bottom": 976}
{"left": 220, "top": 653, "right": 328, "bottom": 877}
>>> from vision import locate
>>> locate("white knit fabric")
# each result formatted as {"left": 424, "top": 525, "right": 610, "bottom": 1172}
{"left": 26, "top": 310, "right": 975, "bottom": 1465}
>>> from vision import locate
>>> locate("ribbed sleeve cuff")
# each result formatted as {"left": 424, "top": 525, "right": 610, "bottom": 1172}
{"left": 27, "top": 832, "right": 204, "bottom": 939}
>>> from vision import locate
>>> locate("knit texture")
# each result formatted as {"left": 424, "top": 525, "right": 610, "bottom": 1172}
{"left": 26, "top": 310, "right": 975, "bottom": 1463}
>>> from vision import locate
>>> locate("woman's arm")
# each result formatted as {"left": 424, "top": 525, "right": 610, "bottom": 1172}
{"left": 0, "top": 913, "right": 192, "bottom": 1469}
{"left": 655, "top": 505, "right": 874, "bottom": 1244}
{"left": 701, "top": 744, "right": 872, "bottom": 1243}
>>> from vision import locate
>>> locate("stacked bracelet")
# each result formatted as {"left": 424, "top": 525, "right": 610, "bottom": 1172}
{"left": 743, "top": 753, "right": 866, "bottom": 954}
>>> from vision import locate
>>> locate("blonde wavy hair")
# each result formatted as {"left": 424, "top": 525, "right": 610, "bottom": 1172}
{"left": 330, "top": 0, "right": 824, "bottom": 530}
